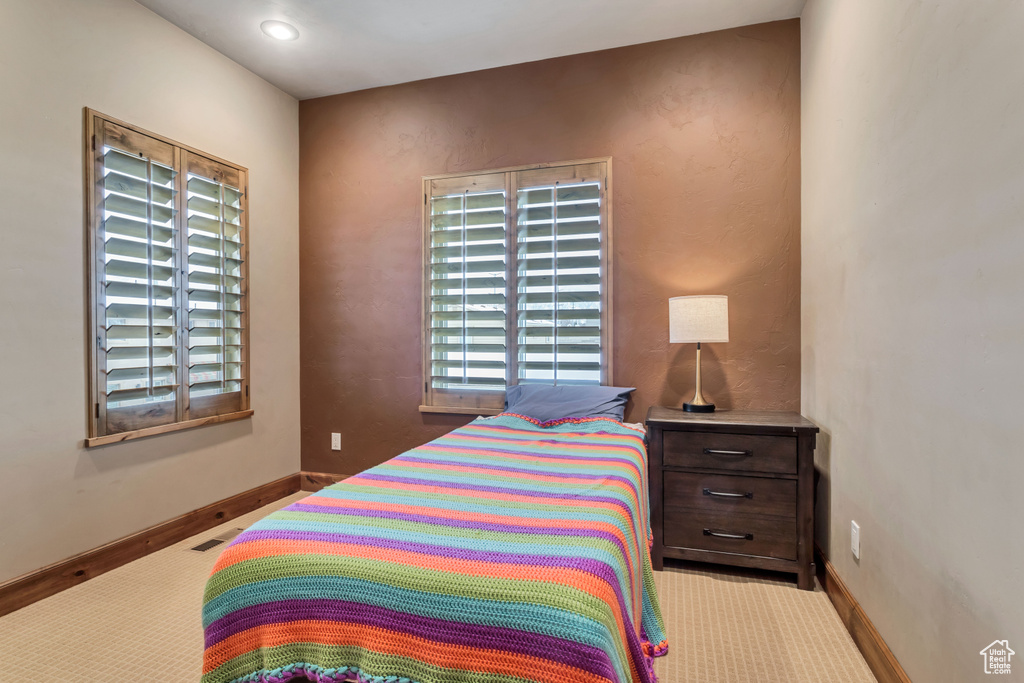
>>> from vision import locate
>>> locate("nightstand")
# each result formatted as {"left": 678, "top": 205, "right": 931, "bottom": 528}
{"left": 646, "top": 407, "right": 819, "bottom": 590}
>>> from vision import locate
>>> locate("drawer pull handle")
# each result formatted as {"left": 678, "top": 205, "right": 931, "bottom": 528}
{"left": 703, "top": 487, "right": 753, "bottom": 499}
{"left": 703, "top": 528, "right": 754, "bottom": 541}
{"left": 703, "top": 448, "right": 752, "bottom": 457}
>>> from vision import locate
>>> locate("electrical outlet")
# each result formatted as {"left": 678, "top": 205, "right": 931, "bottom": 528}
{"left": 851, "top": 520, "right": 861, "bottom": 559}
{"left": 331, "top": 433, "right": 341, "bottom": 451}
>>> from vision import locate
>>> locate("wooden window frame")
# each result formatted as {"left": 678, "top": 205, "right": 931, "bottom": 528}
{"left": 419, "top": 157, "right": 613, "bottom": 415}
{"left": 84, "top": 109, "right": 252, "bottom": 447}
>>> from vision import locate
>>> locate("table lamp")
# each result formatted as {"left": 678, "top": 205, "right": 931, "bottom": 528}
{"left": 669, "top": 295, "right": 729, "bottom": 412}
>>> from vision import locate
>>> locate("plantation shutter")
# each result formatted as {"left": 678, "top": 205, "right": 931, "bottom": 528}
{"left": 421, "top": 159, "right": 611, "bottom": 413}
{"left": 514, "top": 162, "right": 608, "bottom": 385}
{"left": 424, "top": 173, "right": 509, "bottom": 412}
{"left": 93, "top": 120, "right": 182, "bottom": 433}
{"left": 183, "top": 153, "right": 249, "bottom": 419}
{"left": 87, "top": 111, "right": 251, "bottom": 443}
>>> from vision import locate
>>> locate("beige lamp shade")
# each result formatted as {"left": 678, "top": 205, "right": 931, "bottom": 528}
{"left": 669, "top": 295, "right": 729, "bottom": 343}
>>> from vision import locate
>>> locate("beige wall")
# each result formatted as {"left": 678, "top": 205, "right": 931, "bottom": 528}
{"left": 0, "top": 0, "right": 300, "bottom": 583}
{"left": 802, "top": 2, "right": 1024, "bottom": 680}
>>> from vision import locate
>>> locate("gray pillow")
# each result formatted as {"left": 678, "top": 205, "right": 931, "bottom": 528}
{"left": 504, "top": 385, "right": 636, "bottom": 422}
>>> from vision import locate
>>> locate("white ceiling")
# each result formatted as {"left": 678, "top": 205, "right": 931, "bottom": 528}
{"left": 135, "top": 0, "right": 805, "bottom": 100}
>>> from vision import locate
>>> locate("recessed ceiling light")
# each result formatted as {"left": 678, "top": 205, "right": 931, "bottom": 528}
{"left": 260, "top": 20, "right": 299, "bottom": 41}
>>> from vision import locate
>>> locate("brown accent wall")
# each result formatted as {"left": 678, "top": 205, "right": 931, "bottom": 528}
{"left": 299, "top": 20, "right": 801, "bottom": 474}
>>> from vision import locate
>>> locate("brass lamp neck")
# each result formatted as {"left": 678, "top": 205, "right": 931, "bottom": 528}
{"left": 692, "top": 343, "right": 709, "bottom": 405}
{"left": 683, "top": 341, "right": 715, "bottom": 412}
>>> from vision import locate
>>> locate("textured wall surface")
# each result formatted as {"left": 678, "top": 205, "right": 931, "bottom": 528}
{"left": 802, "top": 1, "right": 1024, "bottom": 681}
{"left": 0, "top": 0, "right": 300, "bottom": 583}
{"left": 300, "top": 20, "right": 801, "bottom": 474}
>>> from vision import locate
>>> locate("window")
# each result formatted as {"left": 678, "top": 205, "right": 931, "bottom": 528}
{"left": 85, "top": 110, "right": 250, "bottom": 446}
{"left": 421, "top": 159, "right": 611, "bottom": 414}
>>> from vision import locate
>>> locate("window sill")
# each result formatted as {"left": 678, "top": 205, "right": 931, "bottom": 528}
{"left": 84, "top": 409, "right": 254, "bottom": 448}
{"left": 418, "top": 405, "right": 502, "bottom": 417}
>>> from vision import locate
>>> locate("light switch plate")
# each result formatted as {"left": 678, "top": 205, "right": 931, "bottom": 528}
{"left": 331, "top": 433, "right": 341, "bottom": 451}
{"left": 851, "top": 520, "right": 861, "bottom": 559}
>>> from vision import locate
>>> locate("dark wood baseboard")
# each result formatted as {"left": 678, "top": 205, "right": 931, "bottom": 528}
{"left": 815, "top": 544, "right": 912, "bottom": 683}
{"left": 0, "top": 473, "right": 301, "bottom": 618}
{"left": 300, "top": 471, "right": 351, "bottom": 491}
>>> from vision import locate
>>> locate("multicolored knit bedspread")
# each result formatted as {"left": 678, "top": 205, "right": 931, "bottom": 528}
{"left": 202, "top": 414, "right": 668, "bottom": 683}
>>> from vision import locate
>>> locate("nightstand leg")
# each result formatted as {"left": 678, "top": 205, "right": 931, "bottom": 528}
{"left": 796, "top": 432, "right": 816, "bottom": 591}
{"left": 652, "top": 550, "right": 664, "bottom": 572}
{"left": 648, "top": 424, "right": 666, "bottom": 573}
{"left": 797, "top": 565, "right": 814, "bottom": 590}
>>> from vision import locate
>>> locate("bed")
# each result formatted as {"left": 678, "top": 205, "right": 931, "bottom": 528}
{"left": 202, "top": 413, "right": 668, "bottom": 683}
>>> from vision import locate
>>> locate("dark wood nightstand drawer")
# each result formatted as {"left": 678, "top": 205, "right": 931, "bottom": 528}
{"left": 663, "top": 431, "right": 797, "bottom": 474}
{"left": 664, "top": 510, "right": 797, "bottom": 560}
{"left": 664, "top": 471, "right": 796, "bottom": 518}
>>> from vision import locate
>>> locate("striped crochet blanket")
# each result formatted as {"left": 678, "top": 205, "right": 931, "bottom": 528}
{"left": 202, "top": 414, "right": 668, "bottom": 683}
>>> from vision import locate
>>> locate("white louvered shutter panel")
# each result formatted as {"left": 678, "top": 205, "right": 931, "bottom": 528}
{"left": 514, "top": 162, "right": 608, "bottom": 386}
{"left": 183, "top": 153, "right": 249, "bottom": 418}
{"left": 94, "top": 121, "right": 181, "bottom": 433}
{"left": 426, "top": 173, "right": 508, "bottom": 410}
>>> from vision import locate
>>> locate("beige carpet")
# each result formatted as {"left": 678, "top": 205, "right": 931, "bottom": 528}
{"left": 0, "top": 492, "right": 875, "bottom": 682}
{"left": 652, "top": 564, "right": 875, "bottom": 682}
